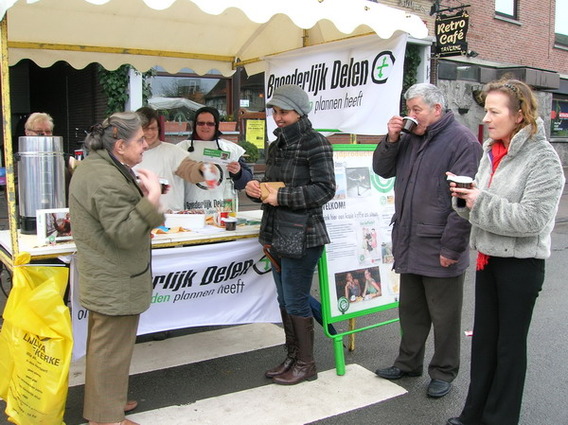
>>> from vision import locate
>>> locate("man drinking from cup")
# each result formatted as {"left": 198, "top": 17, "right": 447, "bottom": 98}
{"left": 372, "top": 83, "right": 482, "bottom": 399}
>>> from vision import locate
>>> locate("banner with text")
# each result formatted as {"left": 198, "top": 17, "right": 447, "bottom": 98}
{"left": 322, "top": 146, "right": 399, "bottom": 319}
{"left": 264, "top": 33, "right": 408, "bottom": 138}
{"left": 70, "top": 239, "right": 279, "bottom": 359}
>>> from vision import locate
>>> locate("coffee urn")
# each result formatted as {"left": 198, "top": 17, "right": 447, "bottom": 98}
{"left": 17, "top": 136, "right": 66, "bottom": 234}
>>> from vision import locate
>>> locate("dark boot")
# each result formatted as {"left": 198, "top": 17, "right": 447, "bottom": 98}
{"left": 265, "top": 308, "right": 297, "bottom": 378}
{"left": 272, "top": 315, "right": 317, "bottom": 385}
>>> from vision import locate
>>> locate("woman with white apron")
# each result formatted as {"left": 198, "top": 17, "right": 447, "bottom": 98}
{"left": 177, "top": 107, "right": 253, "bottom": 214}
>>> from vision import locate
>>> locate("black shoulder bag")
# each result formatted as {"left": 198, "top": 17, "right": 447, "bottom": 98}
{"left": 271, "top": 208, "right": 309, "bottom": 259}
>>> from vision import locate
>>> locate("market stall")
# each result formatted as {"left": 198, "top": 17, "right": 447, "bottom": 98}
{"left": 0, "top": 0, "right": 428, "bottom": 269}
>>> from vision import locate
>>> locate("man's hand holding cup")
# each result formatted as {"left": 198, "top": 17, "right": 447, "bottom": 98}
{"left": 387, "top": 116, "right": 418, "bottom": 143}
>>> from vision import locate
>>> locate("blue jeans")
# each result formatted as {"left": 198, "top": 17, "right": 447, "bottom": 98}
{"left": 271, "top": 246, "right": 324, "bottom": 317}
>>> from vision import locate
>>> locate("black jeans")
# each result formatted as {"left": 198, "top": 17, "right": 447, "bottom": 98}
{"left": 460, "top": 257, "right": 544, "bottom": 425}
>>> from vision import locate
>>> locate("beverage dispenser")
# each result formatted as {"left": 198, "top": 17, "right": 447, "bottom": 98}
{"left": 17, "top": 136, "right": 66, "bottom": 234}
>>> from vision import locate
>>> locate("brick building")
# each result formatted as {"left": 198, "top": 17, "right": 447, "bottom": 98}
{"left": 384, "top": 0, "right": 568, "bottom": 161}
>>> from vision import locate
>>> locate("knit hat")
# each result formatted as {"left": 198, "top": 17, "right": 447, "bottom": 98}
{"left": 266, "top": 84, "right": 312, "bottom": 116}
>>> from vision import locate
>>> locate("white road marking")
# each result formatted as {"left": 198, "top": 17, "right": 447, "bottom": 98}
{"left": 69, "top": 323, "right": 284, "bottom": 387}
{"left": 81, "top": 364, "right": 406, "bottom": 425}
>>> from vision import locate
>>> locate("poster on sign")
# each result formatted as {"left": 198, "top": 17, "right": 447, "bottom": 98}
{"left": 263, "top": 33, "right": 408, "bottom": 138}
{"left": 320, "top": 145, "right": 399, "bottom": 320}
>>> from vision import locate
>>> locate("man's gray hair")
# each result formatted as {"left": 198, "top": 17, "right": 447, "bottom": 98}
{"left": 404, "top": 83, "right": 447, "bottom": 110}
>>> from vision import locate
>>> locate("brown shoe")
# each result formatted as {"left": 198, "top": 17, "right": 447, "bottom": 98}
{"left": 265, "top": 308, "right": 297, "bottom": 378}
{"left": 272, "top": 315, "right": 317, "bottom": 385}
{"left": 124, "top": 400, "right": 138, "bottom": 412}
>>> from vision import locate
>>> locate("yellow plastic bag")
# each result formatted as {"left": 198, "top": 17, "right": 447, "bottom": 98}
{"left": 0, "top": 253, "right": 72, "bottom": 425}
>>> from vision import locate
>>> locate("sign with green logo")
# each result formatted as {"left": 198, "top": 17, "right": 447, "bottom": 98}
{"left": 317, "top": 144, "right": 399, "bottom": 375}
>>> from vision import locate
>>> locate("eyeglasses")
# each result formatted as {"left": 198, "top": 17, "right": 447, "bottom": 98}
{"left": 29, "top": 129, "right": 53, "bottom": 136}
{"left": 196, "top": 121, "right": 216, "bottom": 127}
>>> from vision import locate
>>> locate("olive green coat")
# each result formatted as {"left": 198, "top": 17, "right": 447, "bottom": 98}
{"left": 69, "top": 149, "right": 164, "bottom": 315}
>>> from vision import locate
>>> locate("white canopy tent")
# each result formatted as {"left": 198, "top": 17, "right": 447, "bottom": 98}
{"left": 0, "top": 0, "right": 428, "bottom": 75}
{"left": 0, "top": 0, "right": 428, "bottom": 261}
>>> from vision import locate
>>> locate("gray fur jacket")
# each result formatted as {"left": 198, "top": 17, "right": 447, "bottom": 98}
{"left": 455, "top": 118, "right": 564, "bottom": 259}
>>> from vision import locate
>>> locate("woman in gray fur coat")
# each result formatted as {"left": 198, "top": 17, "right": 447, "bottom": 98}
{"left": 446, "top": 80, "right": 565, "bottom": 425}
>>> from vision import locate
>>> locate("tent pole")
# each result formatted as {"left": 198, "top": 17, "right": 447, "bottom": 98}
{"left": 0, "top": 14, "right": 20, "bottom": 267}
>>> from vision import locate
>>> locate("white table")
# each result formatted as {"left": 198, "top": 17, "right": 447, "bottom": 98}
{"left": 0, "top": 210, "right": 263, "bottom": 265}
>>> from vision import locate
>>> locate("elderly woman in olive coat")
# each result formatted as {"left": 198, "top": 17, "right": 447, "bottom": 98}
{"left": 69, "top": 112, "right": 164, "bottom": 425}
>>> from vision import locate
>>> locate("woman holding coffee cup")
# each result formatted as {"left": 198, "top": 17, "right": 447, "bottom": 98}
{"left": 447, "top": 79, "right": 564, "bottom": 425}
{"left": 245, "top": 84, "right": 336, "bottom": 385}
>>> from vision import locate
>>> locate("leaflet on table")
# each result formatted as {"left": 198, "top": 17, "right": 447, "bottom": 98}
{"left": 322, "top": 150, "right": 399, "bottom": 318}
{"left": 36, "top": 208, "right": 72, "bottom": 245}
{"left": 202, "top": 147, "right": 233, "bottom": 165}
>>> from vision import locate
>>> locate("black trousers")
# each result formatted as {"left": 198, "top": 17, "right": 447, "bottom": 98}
{"left": 460, "top": 257, "right": 544, "bottom": 425}
{"left": 394, "top": 272, "right": 464, "bottom": 382}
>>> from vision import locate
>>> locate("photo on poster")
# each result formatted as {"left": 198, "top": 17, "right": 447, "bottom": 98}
{"left": 335, "top": 267, "right": 382, "bottom": 303}
{"left": 356, "top": 220, "right": 382, "bottom": 265}
{"left": 334, "top": 170, "right": 347, "bottom": 200}
{"left": 345, "top": 167, "right": 371, "bottom": 197}
{"left": 381, "top": 241, "right": 394, "bottom": 264}
{"left": 36, "top": 208, "right": 72, "bottom": 244}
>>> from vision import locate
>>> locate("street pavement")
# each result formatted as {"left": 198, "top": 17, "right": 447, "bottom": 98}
{"left": 1, "top": 174, "right": 568, "bottom": 425}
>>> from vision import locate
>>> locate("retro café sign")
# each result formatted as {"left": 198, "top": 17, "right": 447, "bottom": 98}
{"left": 435, "top": 11, "right": 469, "bottom": 57}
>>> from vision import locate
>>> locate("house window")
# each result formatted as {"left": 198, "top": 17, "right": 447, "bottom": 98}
{"left": 495, "top": 0, "right": 517, "bottom": 19}
{"left": 555, "top": 1, "right": 568, "bottom": 47}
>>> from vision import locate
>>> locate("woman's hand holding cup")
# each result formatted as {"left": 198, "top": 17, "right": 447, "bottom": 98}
{"left": 446, "top": 172, "right": 479, "bottom": 208}
{"left": 136, "top": 168, "right": 162, "bottom": 207}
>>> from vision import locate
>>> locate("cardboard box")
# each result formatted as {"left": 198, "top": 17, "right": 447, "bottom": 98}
{"left": 164, "top": 213, "right": 206, "bottom": 229}
{"left": 260, "top": 182, "right": 285, "bottom": 201}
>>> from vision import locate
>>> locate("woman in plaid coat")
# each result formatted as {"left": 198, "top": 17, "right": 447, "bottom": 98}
{"left": 246, "top": 84, "right": 336, "bottom": 386}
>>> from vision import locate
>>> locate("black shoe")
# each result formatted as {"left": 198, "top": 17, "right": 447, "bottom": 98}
{"left": 427, "top": 379, "right": 452, "bottom": 398}
{"left": 446, "top": 418, "right": 464, "bottom": 425}
{"left": 375, "top": 366, "right": 422, "bottom": 380}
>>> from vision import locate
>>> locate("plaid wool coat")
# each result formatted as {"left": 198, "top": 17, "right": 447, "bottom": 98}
{"left": 258, "top": 116, "right": 336, "bottom": 249}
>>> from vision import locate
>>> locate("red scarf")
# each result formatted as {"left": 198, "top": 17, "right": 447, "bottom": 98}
{"left": 476, "top": 141, "right": 508, "bottom": 271}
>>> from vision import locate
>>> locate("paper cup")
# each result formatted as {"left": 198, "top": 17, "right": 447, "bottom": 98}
{"left": 447, "top": 175, "right": 473, "bottom": 207}
{"left": 447, "top": 175, "right": 473, "bottom": 188}
{"left": 401, "top": 116, "right": 418, "bottom": 133}
{"left": 223, "top": 217, "right": 237, "bottom": 231}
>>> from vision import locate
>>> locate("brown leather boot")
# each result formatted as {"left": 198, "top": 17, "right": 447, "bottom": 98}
{"left": 272, "top": 315, "right": 317, "bottom": 385}
{"left": 265, "top": 308, "right": 297, "bottom": 378}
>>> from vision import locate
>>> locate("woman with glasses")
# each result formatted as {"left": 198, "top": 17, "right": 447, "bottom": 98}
{"left": 24, "top": 112, "right": 54, "bottom": 136}
{"left": 69, "top": 112, "right": 164, "bottom": 425}
{"left": 178, "top": 107, "right": 253, "bottom": 212}
{"left": 134, "top": 107, "right": 208, "bottom": 211}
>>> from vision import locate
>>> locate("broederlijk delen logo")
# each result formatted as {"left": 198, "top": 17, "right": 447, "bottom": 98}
{"left": 253, "top": 255, "right": 273, "bottom": 275}
{"left": 338, "top": 296, "right": 350, "bottom": 314}
{"left": 371, "top": 51, "right": 396, "bottom": 85}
